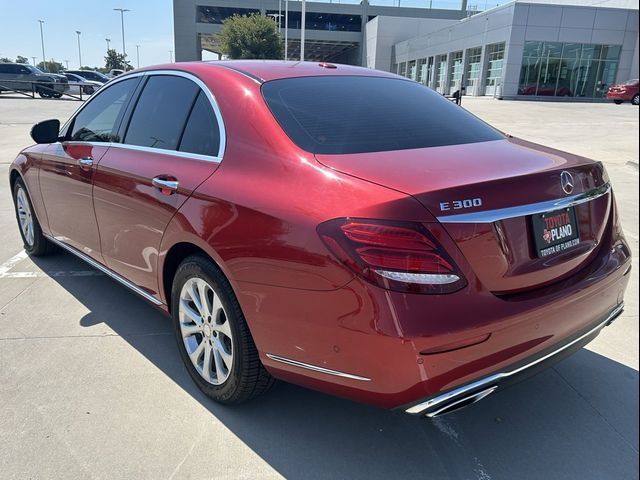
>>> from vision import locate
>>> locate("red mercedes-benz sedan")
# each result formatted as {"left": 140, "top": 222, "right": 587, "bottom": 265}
{"left": 607, "top": 79, "right": 639, "bottom": 105}
{"left": 10, "top": 61, "right": 631, "bottom": 417}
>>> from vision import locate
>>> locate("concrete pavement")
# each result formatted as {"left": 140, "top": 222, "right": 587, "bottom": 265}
{"left": 0, "top": 96, "right": 637, "bottom": 480}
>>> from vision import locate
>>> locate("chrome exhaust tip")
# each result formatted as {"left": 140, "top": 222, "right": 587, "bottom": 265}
{"left": 425, "top": 386, "right": 498, "bottom": 418}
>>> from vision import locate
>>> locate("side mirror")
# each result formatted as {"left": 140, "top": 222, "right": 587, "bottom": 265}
{"left": 31, "top": 119, "right": 60, "bottom": 144}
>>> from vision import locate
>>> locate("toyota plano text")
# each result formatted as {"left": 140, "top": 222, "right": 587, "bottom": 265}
{"left": 10, "top": 61, "right": 631, "bottom": 417}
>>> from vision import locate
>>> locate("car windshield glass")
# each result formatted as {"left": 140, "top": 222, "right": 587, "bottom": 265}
{"left": 262, "top": 76, "right": 503, "bottom": 155}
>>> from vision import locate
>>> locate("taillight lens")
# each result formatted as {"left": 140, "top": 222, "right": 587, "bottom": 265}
{"left": 318, "top": 218, "right": 467, "bottom": 294}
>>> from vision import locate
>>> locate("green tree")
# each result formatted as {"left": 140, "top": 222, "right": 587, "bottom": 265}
{"left": 218, "top": 14, "right": 283, "bottom": 60}
{"left": 37, "top": 59, "right": 64, "bottom": 73}
{"left": 16, "top": 56, "right": 29, "bottom": 64}
{"left": 0, "top": 57, "right": 12, "bottom": 63}
{"left": 104, "top": 49, "right": 132, "bottom": 71}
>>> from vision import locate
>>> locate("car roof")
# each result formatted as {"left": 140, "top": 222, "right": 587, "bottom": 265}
{"left": 137, "top": 60, "right": 400, "bottom": 83}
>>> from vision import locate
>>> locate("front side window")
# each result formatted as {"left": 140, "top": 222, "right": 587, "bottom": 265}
{"left": 69, "top": 78, "right": 138, "bottom": 142}
{"left": 124, "top": 75, "right": 199, "bottom": 151}
{"left": 262, "top": 76, "right": 503, "bottom": 155}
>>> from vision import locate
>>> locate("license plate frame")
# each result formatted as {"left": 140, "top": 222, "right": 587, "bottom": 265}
{"left": 531, "top": 206, "right": 580, "bottom": 258}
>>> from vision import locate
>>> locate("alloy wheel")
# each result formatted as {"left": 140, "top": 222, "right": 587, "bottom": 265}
{"left": 16, "top": 187, "right": 34, "bottom": 247}
{"left": 178, "top": 277, "right": 234, "bottom": 385}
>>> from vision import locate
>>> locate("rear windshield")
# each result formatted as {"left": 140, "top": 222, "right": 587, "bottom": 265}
{"left": 262, "top": 76, "right": 503, "bottom": 155}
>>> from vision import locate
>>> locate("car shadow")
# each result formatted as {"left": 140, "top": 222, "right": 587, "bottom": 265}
{"left": 31, "top": 252, "right": 640, "bottom": 480}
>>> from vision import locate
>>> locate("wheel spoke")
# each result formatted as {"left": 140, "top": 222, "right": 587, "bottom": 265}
{"left": 179, "top": 299, "right": 202, "bottom": 326}
{"left": 180, "top": 323, "right": 201, "bottom": 338}
{"left": 197, "top": 281, "right": 212, "bottom": 317}
{"left": 189, "top": 340, "right": 205, "bottom": 364}
{"left": 215, "top": 318, "right": 232, "bottom": 338}
{"left": 214, "top": 337, "right": 233, "bottom": 370}
{"left": 202, "top": 343, "right": 212, "bottom": 382}
{"left": 189, "top": 282, "right": 205, "bottom": 317}
{"left": 213, "top": 347, "right": 226, "bottom": 379}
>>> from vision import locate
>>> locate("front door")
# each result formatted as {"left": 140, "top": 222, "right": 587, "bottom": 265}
{"left": 93, "top": 73, "right": 224, "bottom": 298}
{"left": 38, "top": 77, "right": 140, "bottom": 261}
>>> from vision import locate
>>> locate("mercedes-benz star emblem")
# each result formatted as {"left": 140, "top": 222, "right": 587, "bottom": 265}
{"left": 560, "top": 171, "right": 574, "bottom": 195}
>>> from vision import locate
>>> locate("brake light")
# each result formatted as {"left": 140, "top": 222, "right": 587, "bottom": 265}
{"left": 318, "top": 219, "right": 467, "bottom": 294}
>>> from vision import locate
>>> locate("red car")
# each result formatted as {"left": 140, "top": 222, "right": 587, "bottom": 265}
{"left": 10, "top": 61, "right": 631, "bottom": 417}
{"left": 607, "top": 79, "right": 639, "bottom": 105}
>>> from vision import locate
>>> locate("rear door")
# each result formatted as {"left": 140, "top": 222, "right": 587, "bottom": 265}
{"left": 93, "top": 72, "right": 225, "bottom": 298}
{"left": 38, "top": 77, "right": 140, "bottom": 261}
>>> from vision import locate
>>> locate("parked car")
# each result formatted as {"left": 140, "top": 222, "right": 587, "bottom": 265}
{"left": 10, "top": 61, "right": 631, "bottom": 417}
{"left": 0, "top": 63, "right": 69, "bottom": 98}
{"left": 518, "top": 83, "right": 573, "bottom": 97}
{"left": 607, "top": 79, "right": 639, "bottom": 105}
{"left": 64, "top": 69, "right": 110, "bottom": 84}
{"left": 106, "top": 68, "right": 126, "bottom": 78}
{"left": 61, "top": 72, "right": 102, "bottom": 95}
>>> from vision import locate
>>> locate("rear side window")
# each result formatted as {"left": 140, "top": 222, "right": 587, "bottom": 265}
{"left": 178, "top": 91, "right": 221, "bottom": 157}
{"left": 125, "top": 75, "right": 199, "bottom": 151}
{"left": 69, "top": 78, "right": 138, "bottom": 142}
{"left": 262, "top": 76, "right": 503, "bottom": 155}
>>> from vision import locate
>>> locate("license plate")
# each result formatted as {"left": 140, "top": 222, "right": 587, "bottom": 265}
{"left": 531, "top": 207, "right": 580, "bottom": 258}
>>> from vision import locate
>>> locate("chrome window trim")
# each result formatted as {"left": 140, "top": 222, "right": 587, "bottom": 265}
{"left": 405, "top": 302, "right": 624, "bottom": 415}
{"left": 437, "top": 182, "right": 611, "bottom": 224}
{"left": 45, "top": 234, "right": 164, "bottom": 306}
{"left": 59, "top": 69, "right": 226, "bottom": 163}
{"left": 265, "top": 353, "right": 372, "bottom": 382}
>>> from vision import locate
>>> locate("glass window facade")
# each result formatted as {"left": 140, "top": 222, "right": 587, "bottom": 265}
{"left": 197, "top": 6, "right": 260, "bottom": 24}
{"left": 435, "top": 54, "right": 447, "bottom": 93}
{"left": 266, "top": 11, "right": 362, "bottom": 31}
{"left": 449, "top": 51, "right": 463, "bottom": 93}
{"left": 518, "top": 41, "right": 621, "bottom": 98}
{"left": 408, "top": 60, "right": 417, "bottom": 81}
{"left": 416, "top": 58, "right": 427, "bottom": 84}
{"left": 465, "top": 47, "right": 482, "bottom": 94}
{"left": 398, "top": 62, "right": 407, "bottom": 77}
{"left": 485, "top": 42, "right": 505, "bottom": 94}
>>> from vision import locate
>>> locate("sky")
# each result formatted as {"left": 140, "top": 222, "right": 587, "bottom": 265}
{"left": 0, "top": 0, "right": 175, "bottom": 69}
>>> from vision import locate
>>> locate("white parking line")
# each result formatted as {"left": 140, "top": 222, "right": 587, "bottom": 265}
{"left": 0, "top": 251, "right": 28, "bottom": 276}
{"left": 0, "top": 250, "right": 102, "bottom": 279}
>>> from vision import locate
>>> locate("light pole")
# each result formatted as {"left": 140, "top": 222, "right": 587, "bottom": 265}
{"left": 64, "top": 59, "right": 69, "bottom": 70}
{"left": 113, "top": 8, "right": 130, "bottom": 56}
{"left": 300, "top": 0, "right": 306, "bottom": 61}
{"left": 267, "top": 13, "right": 281, "bottom": 33}
{"left": 284, "top": 0, "right": 289, "bottom": 60}
{"left": 31, "top": 56, "right": 37, "bottom": 67}
{"left": 136, "top": 44, "right": 140, "bottom": 68}
{"left": 106, "top": 38, "right": 111, "bottom": 51}
{"left": 75, "top": 31, "right": 82, "bottom": 67}
{"left": 278, "top": 0, "right": 282, "bottom": 32}
{"left": 37, "top": 20, "right": 46, "bottom": 71}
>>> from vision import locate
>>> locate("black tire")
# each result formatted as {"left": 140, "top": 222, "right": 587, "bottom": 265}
{"left": 632, "top": 94, "right": 639, "bottom": 106}
{"left": 37, "top": 87, "right": 51, "bottom": 98}
{"left": 12, "top": 178, "right": 56, "bottom": 256}
{"left": 171, "top": 255, "right": 275, "bottom": 404}
{"left": 52, "top": 92, "right": 62, "bottom": 98}
{"left": 614, "top": 99, "right": 623, "bottom": 105}
{"left": 82, "top": 86, "right": 95, "bottom": 95}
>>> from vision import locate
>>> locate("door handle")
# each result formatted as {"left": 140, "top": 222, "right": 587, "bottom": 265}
{"left": 78, "top": 157, "right": 93, "bottom": 168}
{"left": 152, "top": 176, "right": 179, "bottom": 195}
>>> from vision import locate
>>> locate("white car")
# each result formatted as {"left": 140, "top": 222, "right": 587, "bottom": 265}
{"left": 61, "top": 73, "right": 102, "bottom": 95}
{"left": 106, "top": 69, "right": 126, "bottom": 78}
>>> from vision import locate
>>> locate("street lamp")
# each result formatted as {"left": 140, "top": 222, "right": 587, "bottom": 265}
{"left": 64, "top": 59, "right": 69, "bottom": 70}
{"left": 113, "top": 8, "right": 130, "bottom": 56}
{"left": 300, "top": 0, "right": 306, "bottom": 61}
{"left": 136, "top": 44, "right": 140, "bottom": 68}
{"left": 267, "top": 13, "right": 282, "bottom": 33}
{"left": 106, "top": 38, "right": 111, "bottom": 51}
{"left": 75, "top": 31, "right": 82, "bottom": 68}
{"left": 284, "top": 0, "right": 289, "bottom": 60}
{"left": 37, "top": 20, "right": 46, "bottom": 71}
{"left": 31, "top": 56, "right": 37, "bottom": 67}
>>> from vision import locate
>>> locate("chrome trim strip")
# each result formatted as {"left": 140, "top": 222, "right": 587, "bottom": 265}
{"left": 59, "top": 69, "right": 227, "bottom": 163}
{"left": 437, "top": 183, "right": 611, "bottom": 224}
{"left": 265, "top": 353, "right": 372, "bottom": 381}
{"left": 405, "top": 302, "right": 624, "bottom": 415}
{"left": 45, "top": 235, "right": 163, "bottom": 306}
{"left": 426, "top": 386, "right": 498, "bottom": 418}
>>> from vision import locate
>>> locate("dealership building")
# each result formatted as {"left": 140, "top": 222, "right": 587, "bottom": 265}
{"left": 173, "top": 0, "right": 639, "bottom": 99}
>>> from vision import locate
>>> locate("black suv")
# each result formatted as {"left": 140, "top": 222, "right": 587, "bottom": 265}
{"left": 0, "top": 63, "right": 69, "bottom": 98}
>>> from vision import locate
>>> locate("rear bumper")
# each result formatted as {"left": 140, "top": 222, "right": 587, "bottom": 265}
{"left": 403, "top": 303, "right": 624, "bottom": 416}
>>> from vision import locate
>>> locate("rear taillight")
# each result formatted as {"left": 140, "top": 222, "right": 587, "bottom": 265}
{"left": 318, "top": 218, "right": 467, "bottom": 294}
